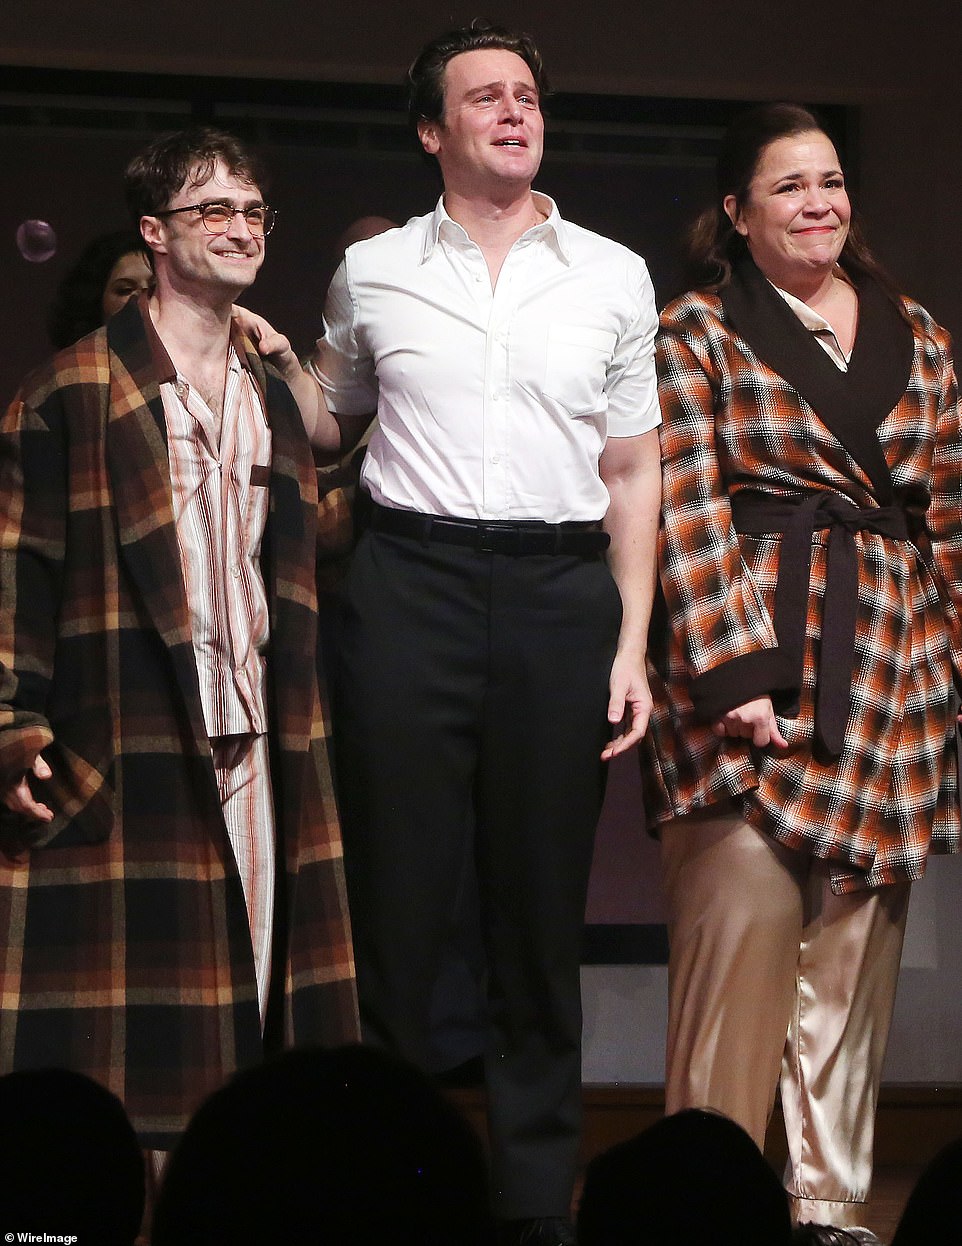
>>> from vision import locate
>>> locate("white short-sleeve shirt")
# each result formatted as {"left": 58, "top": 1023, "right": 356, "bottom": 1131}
{"left": 310, "top": 194, "right": 661, "bottom": 522}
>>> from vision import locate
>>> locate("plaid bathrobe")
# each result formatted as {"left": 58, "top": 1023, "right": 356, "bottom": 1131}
{"left": 640, "top": 257, "right": 962, "bottom": 893}
{"left": 0, "top": 298, "right": 358, "bottom": 1146}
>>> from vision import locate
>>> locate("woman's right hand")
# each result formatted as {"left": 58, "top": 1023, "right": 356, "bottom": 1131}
{"left": 711, "top": 697, "right": 789, "bottom": 750}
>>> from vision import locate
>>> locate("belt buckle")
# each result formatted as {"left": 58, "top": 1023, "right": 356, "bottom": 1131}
{"left": 477, "top": 523, "right": 516, "bottom": 554}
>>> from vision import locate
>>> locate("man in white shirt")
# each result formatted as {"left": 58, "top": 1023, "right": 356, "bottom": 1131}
{"left": 256, "top": 22, "right": 661, "bottom": 1245}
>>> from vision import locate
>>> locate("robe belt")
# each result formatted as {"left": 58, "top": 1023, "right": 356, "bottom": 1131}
{"left": 730, "top": 491, "right": 909, "bottom": 757}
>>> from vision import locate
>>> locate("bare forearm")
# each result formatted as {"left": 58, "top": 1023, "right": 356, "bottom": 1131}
{"left": 598, "top": 428, "right": 661, "bottom": 755}
{"left": 268, "top": 348, "right": 349, "bottom": 454}
{"left": 602, "top": 431, "right": 661, "bottom": 660}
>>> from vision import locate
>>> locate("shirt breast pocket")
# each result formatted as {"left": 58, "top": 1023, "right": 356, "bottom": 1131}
{"left": 543, "top": 324, "right": 617, "bottom": 415}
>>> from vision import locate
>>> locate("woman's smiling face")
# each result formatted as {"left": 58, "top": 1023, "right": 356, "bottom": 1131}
{"left": 725, "top": 130, "right": 851, "bottom": 291}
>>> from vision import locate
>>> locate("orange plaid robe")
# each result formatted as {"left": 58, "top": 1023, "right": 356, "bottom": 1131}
{"left": 640, "top": 261, "right": 962, "bottom": 893}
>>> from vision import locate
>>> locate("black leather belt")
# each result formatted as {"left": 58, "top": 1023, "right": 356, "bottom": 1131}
{"left": 367, "top": 500, "right": 610, "bottom": 556}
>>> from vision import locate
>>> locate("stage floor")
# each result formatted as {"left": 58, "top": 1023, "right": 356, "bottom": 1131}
{"left": 864, "top": 1166, "right": 920, "bottom": 1242}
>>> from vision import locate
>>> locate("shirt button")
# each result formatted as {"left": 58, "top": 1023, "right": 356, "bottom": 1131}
{"left": 231, "top": 565, "right": 242, "bottom": 579}
{"left": 490, "top": 454, "right": 500, "bottom": 465}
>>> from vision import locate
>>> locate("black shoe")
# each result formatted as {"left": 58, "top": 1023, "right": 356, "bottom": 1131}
{"left": 497, "top": 1216, "right": 577, "bottom": 1246}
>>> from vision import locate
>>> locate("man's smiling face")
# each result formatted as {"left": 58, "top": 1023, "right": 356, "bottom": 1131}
{"left": 144, "top": 159, "right": 267, "bottom": 299}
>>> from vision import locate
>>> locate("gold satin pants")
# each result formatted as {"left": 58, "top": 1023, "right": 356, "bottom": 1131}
{"left": 660, "top": 804, "right": 909, "bottom": 1227}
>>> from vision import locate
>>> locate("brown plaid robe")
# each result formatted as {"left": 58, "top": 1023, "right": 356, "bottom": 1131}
{"left": 640, "top": 261, "right": 962, "bottom": 893}
{"left": 0, "top": 298, "right": 358, "bottom": 1146}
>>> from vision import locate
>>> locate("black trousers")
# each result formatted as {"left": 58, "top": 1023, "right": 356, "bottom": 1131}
{"left": 335, "top": 527, "right": 622, "bottom": 1217}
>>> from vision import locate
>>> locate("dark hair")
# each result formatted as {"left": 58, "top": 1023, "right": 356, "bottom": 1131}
{"left": 152, "top": 1044, "right": 494, "bottom": 1246}
{"left": 890, "top": 1135, "right": 962, "bottom": 1245}
{"left": 47, "top": 229, "right": 148, "bottom": 348}
{"left": 0, "top": 1067, "right": 145, "bottom": 1245}
{"left": 683, "top": 102, "right": 897, "bottom": 299}
{"left": 407, "top": 17, "right": 549, "bottom": 133}
{"left": 124, "top": 126, "right": 267, "bottom": 224}
{"left": 578, "top": 1108, "right": 792, "bottom": 1246}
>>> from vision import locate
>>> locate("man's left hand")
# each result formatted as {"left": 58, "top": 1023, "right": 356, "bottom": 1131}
{"left": 602, "top": 653, "right": 652, "bottom": 760}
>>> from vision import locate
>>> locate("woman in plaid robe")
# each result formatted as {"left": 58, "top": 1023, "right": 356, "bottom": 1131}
{"left": 639, "top": 104, "right": 962, "bottom": 1233}
{"left": 0, "top": 296, "right": 358, "bottom": 1148}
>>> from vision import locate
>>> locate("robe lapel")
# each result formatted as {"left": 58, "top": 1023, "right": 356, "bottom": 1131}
{"left": 721, "top": 255, "right": 914, "bottom": 502}
{"left": 104, "top": 298, "right": 210, "bottom": 745}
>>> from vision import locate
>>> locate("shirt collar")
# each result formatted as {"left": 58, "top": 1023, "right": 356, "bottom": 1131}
{"left": 423, "top": 192, "right": 570, "bottom": 263}
{"left": 770, "top": 280, "right": 835, "bottom": 334}
{"left": 769, "top": 277, "right": 852, "bottom": 366}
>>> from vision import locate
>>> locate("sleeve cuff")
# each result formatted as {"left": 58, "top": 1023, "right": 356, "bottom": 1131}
{"left": 689, "top": 648, "right": 798, "bottom": 721}
{"left": 0, "top": 723, "right": 54, "bottom": 788}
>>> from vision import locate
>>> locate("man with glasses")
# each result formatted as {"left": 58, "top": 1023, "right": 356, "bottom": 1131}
{"left": 0, "top": 127, "right": 357, "bottom": 1158}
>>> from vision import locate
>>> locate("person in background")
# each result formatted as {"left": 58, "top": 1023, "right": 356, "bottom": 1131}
{"left": 47, "top": 228, "right": 153, "bottom": 348}
{"left": 313, "top": 214, "right": 401, "bottom": 593}
{"left": 639, "top": 102, "right": 962, "bottom": 1239}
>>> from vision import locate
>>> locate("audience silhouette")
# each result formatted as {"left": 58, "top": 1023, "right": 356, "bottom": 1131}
{"left": 1, "top": 1060, "right": 960, "bottom": 1244}
{"left": 151, "top": 1043, "right": 494, "bottom": 1245}
{"left": 0, "top": 1066, "right": 145, "bottom": 1244}
{"left": 890, "top": 1133, "right": 962, "bottom": 1245}
{"left": 577, "top": 1107, "right": 792, "bottom": 1245}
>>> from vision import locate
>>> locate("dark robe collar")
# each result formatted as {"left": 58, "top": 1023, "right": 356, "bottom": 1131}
{"left": 720, "top": 254, "right": 915, "bottom": 502}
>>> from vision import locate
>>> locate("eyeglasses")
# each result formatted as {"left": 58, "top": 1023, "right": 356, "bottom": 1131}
{"left": 156, "top": 201, "right": 277, "bottom": 237}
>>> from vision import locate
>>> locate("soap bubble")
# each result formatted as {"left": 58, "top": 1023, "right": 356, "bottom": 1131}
{"left": 16, "top": 219, "right": 57, "bottom": 263}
